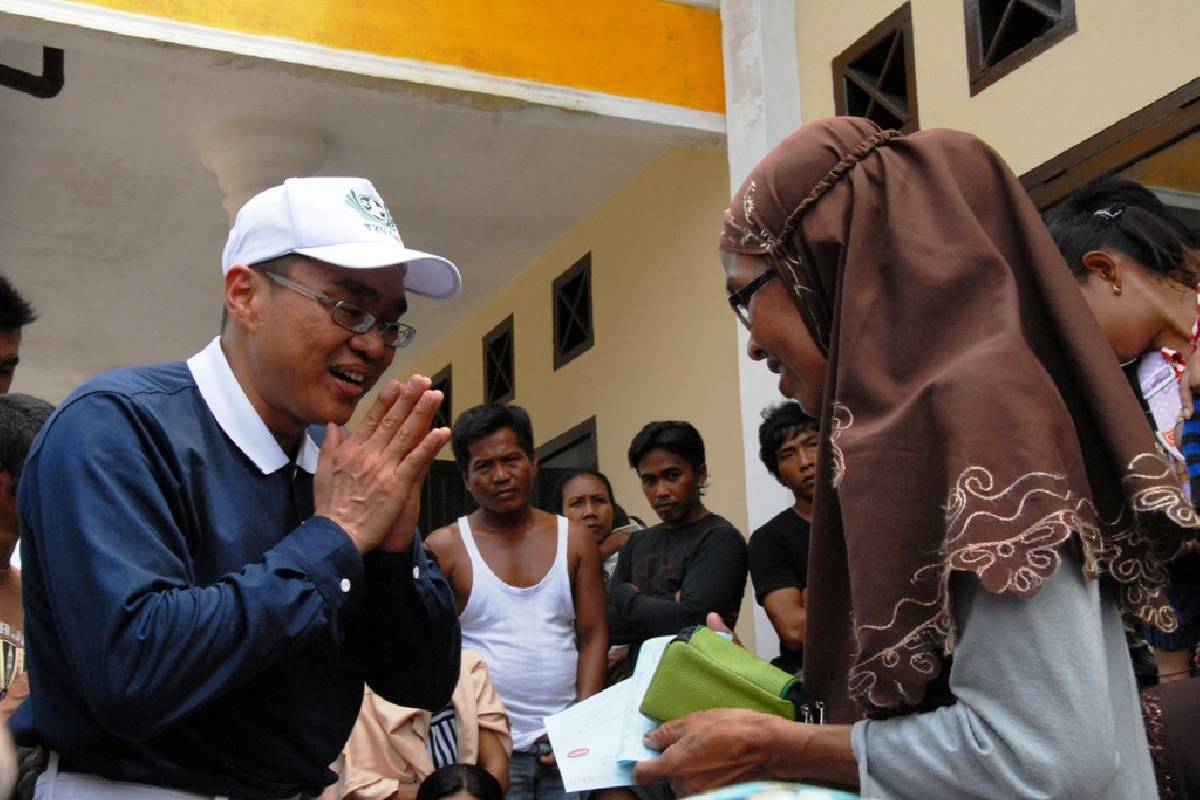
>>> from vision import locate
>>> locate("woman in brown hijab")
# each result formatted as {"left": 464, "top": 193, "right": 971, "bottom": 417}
{"left": 634, "top": 118, "right": 1198, "bottom": 798}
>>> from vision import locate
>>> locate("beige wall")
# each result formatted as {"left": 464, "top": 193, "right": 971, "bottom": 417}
{"left": 408, "top": 146, "right": 748, "bottom": 545}
{"left": 796, "top": 0, "right": 1200, "bottom": 174}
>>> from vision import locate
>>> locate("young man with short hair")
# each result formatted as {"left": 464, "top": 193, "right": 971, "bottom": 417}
{"left": 607, "top": 421, "right": 747, "bottom": 655}
{"left": 0, "top": 275, "right": 37, "bottom": 394}
{"left": 427, "top": 404, "right": 607, "bottom": 800}
{"left": 17, "top": 177, "right": 462, "bottom": 798}
{"left": 749, "top": 402, "right": 819, "bottom": 674}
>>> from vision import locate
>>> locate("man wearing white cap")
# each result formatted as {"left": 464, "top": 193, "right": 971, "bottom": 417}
{"left": 14, "top": 177, "right": 463, "bottom": 799}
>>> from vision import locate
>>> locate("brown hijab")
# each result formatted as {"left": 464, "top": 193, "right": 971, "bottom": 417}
{"left": 722, "top": 117, "right": 1199, "bottom": 722}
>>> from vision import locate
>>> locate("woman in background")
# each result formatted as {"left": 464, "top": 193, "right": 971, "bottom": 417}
{"left": 1046, "top": 178, "right": 1200, "bottom": 798}
{"left": 1045, "top": 178, "right": 1200, "bottom": 686}
{"left": 557, "top": 470, "right": 626, "bottom": 581}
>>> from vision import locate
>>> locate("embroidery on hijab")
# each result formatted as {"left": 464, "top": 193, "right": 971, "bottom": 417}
{"left": 720, "top": 181, "right": 781, "bottom": 252}
{"left": 829, "top": 402, "right": 853, "bottom": 490}
{"left": 848, "top": 454, "right": 1189, "bottom": 709}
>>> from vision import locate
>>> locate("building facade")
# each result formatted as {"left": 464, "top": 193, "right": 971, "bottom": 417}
{"left": 2, "top": 0, "right": 1197, "bottom": 652}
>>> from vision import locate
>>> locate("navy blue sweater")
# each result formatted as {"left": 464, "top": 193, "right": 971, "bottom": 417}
{"left": 14, "top": 361, "right": 460, "bottom": 798}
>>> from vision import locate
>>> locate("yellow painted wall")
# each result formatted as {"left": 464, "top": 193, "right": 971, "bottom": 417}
{"left": 72, "top": 0, "right": 725, "bottom": 113}
{"left": 795, "top": 0, "right": 1200, "bottom": 174}
{"left": 405, "top": 146, "right": 754, "bottom": 637}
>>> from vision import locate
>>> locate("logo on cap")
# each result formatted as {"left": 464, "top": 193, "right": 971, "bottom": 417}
{"left": 345, "top": 189, "right": 400, "bottom": 241}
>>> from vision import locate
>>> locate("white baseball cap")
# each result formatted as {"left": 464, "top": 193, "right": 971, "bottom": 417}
{"left": 221, "top": 177, "right": 461, "bottom": 299}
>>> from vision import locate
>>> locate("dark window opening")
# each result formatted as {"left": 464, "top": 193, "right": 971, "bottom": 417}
{"left": 833, "top": 3, "right": 917, "bottom": 133}
{"left": 553, "top": 253, "right": 594, "bottom": 370}
{"left": 965, "top": 0, "right": 1076, "bottom": 95}
{"left": 533, "top": 417, "right": 598, "bottom": 513}
{"left": 418, "top": 460, "right": 475, "bottom": 537}
{"left": 483, "top": 315, "right": 515, "bottom": 405}
{"left": 430, "top": 365, "right": 452, "bottom": 430}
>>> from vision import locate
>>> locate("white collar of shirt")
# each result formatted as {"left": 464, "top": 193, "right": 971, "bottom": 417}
{"left": 186, "top": 336, "right": 319, "bottom": 475}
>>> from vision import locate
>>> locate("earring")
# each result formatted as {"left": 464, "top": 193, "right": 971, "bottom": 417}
{"left": 1113, "top": 284, "right": 1123, "bottom": 296}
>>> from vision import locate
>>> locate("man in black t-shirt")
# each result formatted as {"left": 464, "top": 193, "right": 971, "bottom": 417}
{"left": 749, "top": 403, "right": 819, "bottom": 674}
{"left": 608, "top": 421, "right": 747, "bottom": 657}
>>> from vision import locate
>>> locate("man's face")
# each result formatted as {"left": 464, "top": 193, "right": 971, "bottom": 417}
{"left": 637, "top": 448, "right": 705, "bottom": 526}
{"left": 464, "top": 428, "right": 537, "bottom": 514}
{"left": 0, "top": 328, "right": 22, "bottom": 394}
{"left": 237, "top": 257, "right": 406, "bottom": 441}
{"left": 775, "top": 428, "right": 819, "bottom": 501}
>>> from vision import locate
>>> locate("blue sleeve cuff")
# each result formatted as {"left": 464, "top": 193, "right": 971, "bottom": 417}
{"left": 272, "top": 516, "right": 364, "bottom": 614}
{"left": 363, "top": 531, "right": 442, "bottom": 602}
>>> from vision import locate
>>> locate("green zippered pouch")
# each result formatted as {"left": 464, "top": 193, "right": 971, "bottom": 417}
{"left": 638, "top": 626, "right": 807, "bottom": 722}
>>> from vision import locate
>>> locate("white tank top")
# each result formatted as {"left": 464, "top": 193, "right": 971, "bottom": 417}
{"left": 457, "top": 514, "right": 577, "bottom": 749}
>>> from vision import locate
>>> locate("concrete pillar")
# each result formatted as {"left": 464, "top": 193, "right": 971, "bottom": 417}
{"left": 197, "top": 117, "right": 328, "bottom": 222}
{"left": 720, "top": 0, "right": 803, "bottom": 659}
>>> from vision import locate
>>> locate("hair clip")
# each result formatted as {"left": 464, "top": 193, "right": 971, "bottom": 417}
{"left": 1093, "top": 206, "right": 1123, "bottom": 220}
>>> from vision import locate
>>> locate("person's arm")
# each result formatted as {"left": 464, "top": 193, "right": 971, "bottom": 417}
{"left": 761, "top": 588, "right": 806, "bottom": 651}
{"left": 599, "top": 531, "right": 630, "bottom": 562}
{"left": 636, "top": 547, "right": 1132, "bottom": 798}
{"left": 477, "top": 730, "right": 511, "bottom": 792}
{"left": 361, "top": 537, "right": 460, "bottom": 710}
{"left": 469, "top": 651, "right": 512, "bottom": 791}
{"left": 609, "top": 529, "right": 747, "bottom": 640}
{"left": 747, "top": 528, "right": 807, "bottom": 651}
{"left": 24, "top": 395, "right": 365, "bottom": 740}
{"left": 851, "top": 548, "right": 1129, "bottom": 799}
{"left": 606, "top": 534, "right": 640, "bottom": 646}
{"left": 337, "top": 691, "right": 425, "bottom": 800}
{"left": 0, "top": 672, "right": 28, "bottom": 724}
{"left": 24, "top": 381, "right": 447, "bottom": 740}
{"left": 570, "top": 523, "right": 609, "bottom": 700}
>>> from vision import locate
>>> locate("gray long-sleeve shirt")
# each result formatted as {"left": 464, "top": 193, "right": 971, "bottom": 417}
{"left": 852, "top": 545, "right": 1155, "bottom": 799}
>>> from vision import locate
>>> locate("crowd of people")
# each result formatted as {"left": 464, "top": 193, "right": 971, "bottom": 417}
{"left": 0, "top": 119, "right": 1196, "bottom": 800}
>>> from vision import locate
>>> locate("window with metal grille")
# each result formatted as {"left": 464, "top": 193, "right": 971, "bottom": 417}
{"left": 430, "top": 365, "right": 452, "bottom": 429}
{"left": 482, "top": 315, "right": 514, "bottom": 405}
{"left": 965, "top": 0, "right": 1076, "bottom": 95}
{"left": 832, "top": 3, "right": 917, "bottom": 133}
{"left": 552, "top": 253, "right": 594, "bottom": 370}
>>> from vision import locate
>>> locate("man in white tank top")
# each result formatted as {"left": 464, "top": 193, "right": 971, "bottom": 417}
{"left": 426, "top": 404, "right": 608, "bottom": 800}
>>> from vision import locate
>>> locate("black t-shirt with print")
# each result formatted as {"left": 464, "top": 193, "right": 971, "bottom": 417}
{"left": 607, "top": 512, "right": 747, "bottom": 648}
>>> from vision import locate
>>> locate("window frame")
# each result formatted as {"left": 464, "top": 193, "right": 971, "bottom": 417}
{"left": 964, "top": 0, "right": 1077, "bottom": 96}
{"left": 831, "top": 3, "right": 919, "bottom": 134}
{"left": 552, "top": 253, "right": 595, "bottom": 371}
{"left": 1021, "top": 77, "right": 1200, "bottom": 209}
{"left": 482, "top": 314, "right": 515, "bottom": 405}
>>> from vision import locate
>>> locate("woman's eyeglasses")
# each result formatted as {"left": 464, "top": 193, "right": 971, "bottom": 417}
{"left": 727, "top": 270, "right": 778, "bottom": 330}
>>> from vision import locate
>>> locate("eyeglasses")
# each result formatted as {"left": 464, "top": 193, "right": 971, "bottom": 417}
{"left": 261, "top": 271, "right": 416, "bottom": 348}
{"left": 727, "top": 270, "right": 778, "bottom": 330}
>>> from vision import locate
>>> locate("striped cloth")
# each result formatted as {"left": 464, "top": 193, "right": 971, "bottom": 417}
{"left": 426, "top": 703, "right": 459, "bottom": 770}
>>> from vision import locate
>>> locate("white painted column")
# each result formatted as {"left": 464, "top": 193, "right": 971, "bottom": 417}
{"left": 197, "top": 117, "right": 328, "bottom": 222}
{"left": 720, "top": 0, "right": 803, "bottom": 659}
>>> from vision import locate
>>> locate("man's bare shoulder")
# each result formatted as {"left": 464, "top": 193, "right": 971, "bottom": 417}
{"left": 562, "top": 516, "right": 600, "bottom": 563}
{"left": 426, "top": 521, "right": 463, "bottom": 552}
{"left": 531, "top": 507, "right": 561, "bottom": 531}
